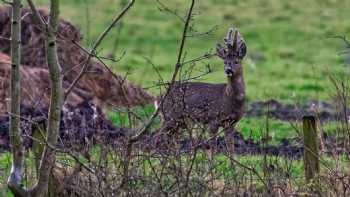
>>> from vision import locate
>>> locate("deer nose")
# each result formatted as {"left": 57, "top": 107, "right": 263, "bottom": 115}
{"left": 225, "top": 68, "right": 234, "bottom": 76}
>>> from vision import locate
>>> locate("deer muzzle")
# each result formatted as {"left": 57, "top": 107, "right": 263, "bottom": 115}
{"left": 224, "top": 67, "right": 234, "bottom": 76}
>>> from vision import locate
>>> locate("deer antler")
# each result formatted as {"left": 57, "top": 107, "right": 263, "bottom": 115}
{"left": 225, "top": 28, "right": 239, "bottom": 57}
{"left": 225, "top": 28, "right": 235, "bottom": 45}
{"left": 217, "top": 27, "right": 241, "bottom": 59}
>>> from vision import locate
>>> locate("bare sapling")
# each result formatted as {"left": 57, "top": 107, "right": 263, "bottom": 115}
{"left": 7, "top": 0, "right": 24, "bottom": 196}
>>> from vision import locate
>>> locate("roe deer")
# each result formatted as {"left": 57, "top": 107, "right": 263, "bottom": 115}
{"left": 156, "top": 28, "right": 247, "bottom": 154}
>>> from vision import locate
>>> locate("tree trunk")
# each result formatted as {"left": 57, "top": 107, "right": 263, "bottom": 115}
{"left": 33, "top": 0, "right": 63, "bottom": 196}
{"left": 7, "top": 1, "right": 25, "bottom": 196}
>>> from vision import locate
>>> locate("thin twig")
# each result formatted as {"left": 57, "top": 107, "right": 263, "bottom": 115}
{"left": 115, "top": 0, "right": 196, "bottom": 192}
{"left": 65, "top": 0, "right": 135, "bottom": 98}
{"left": 26, "top": 0, "right": 47, "bottom": 28}
{"left": 0, "top": 35, "right": 11, "bottom": 41}
{"left": 1, "top": 0, "right": 12, "bottom": 5}
{"left": 129, "top": 0, "right": 196, "bottom": 144}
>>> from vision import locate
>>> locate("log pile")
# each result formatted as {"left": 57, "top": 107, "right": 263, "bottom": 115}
{"left": 0, "top": 53, "right": 84, "bottom": 114}
{"left": 0, "top": 6, "right": 151, "bottom": 152}
{"left": 0, "top": 6, "right": 155, "bottom": 110}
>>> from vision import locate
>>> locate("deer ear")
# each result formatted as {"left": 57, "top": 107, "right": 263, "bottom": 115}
{"left": 238, "top": 42, "right": 247, "bottom": 59}
{"left": 216, "top": 44, "right": 227, "bottom": 59}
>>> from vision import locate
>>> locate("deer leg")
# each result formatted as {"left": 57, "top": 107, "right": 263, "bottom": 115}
{"left": 224, "top": 126, "right": 235, "bottom": 156}
{"left": 209, "top": 124, "right": 219, "bottom": 156}
{"left": 158, "top": 119, "right": 179, "bottom": 133}
{"left": 157, "top": 120, "right": 180, "bottom": 150}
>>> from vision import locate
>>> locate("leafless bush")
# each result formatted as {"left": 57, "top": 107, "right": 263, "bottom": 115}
{"left": 2, "top": 1, "right": 350, "bottom": 197}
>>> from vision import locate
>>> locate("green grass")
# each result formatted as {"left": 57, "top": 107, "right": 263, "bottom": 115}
{"left": 107, "top": 105, "right": 156, "bottom": 127}
{"left": 237, "top": 117, "right": 299, "bottom": 144}
{"left": 0, "top": 153, "right": 12, "bottom": 197}
{"left": 1, "top": 0, "right": 350, "bottom": 195}
{"left": 18, "top": 0, "right": 350, "bottom": 143}
{"left": 19, "top": 0, "right": 350, "bottom": 102}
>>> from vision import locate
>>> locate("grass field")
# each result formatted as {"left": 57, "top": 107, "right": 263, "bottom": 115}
{"left": 29, "top": 0, "right": 350, "bottom": 102}
{"left": 1, "top": 0, "right": 350, "bottom": 195}
{"left": 31, "top": 0, "right": 350, "bottom": 136}
{"left": 1, "top": 0, "right": 349, "bottom": 152}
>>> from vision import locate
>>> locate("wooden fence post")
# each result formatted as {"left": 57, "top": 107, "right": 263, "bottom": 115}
{"left": 303, "top": 115, "right": 320, "bottom": 183}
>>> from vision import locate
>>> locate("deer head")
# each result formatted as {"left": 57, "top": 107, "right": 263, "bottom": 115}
{"left": 216, "top": 28, "right": 247, "bottom": 77}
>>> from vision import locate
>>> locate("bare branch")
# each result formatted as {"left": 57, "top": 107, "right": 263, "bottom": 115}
{"left": 64, "top": 0, "right": 135, "bottom": 98}
{"left": 1, "top": 0, "right": 12, "bottom": 5}
{"left": 328, "top": 35, "right": 350, "bottom": 48}
{"left": 156, "top": 0, "right": 186, "bottom": 23}
{"left": 26, "top": 0, "right": 47, "bottom": 28}
{"left": 113, "top": 1, "right": 196, "bottom": 191}
{"left": 129, "top": 0, "right": 195, "bottom": 143}
{"left": 0, "top": 35, "right": 11, "bottom": 41}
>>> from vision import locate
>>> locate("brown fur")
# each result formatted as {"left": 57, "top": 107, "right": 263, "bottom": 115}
{"left": 0, "top": 53, "right": 83, "bottom": 115}
{"left": 0, "top": 6, "right": 154, "bottom": 109}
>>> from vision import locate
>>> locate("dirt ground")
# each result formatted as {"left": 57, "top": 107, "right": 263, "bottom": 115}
{"left": 1, "top": 99, "right": 348, "bottom": 158}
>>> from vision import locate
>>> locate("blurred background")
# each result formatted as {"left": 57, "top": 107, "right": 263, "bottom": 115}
{"left": 33, "top": 0, "right": 350, "bottom": 102}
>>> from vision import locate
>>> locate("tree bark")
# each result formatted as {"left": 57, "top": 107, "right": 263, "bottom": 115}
{"left": 7, "top": 1, "right": 26, "bottom": 196}
{"left": 32, "top": 0, "right": 63, "bottom": 196}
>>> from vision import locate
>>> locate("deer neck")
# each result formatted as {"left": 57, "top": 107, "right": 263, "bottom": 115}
{"left": 224, "top": 70, "right": 245, "bottom": 107}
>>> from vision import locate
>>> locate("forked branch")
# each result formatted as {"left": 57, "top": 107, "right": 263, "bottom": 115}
{"left": 32, "top": 0, "right": 62, "bottom": 196}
